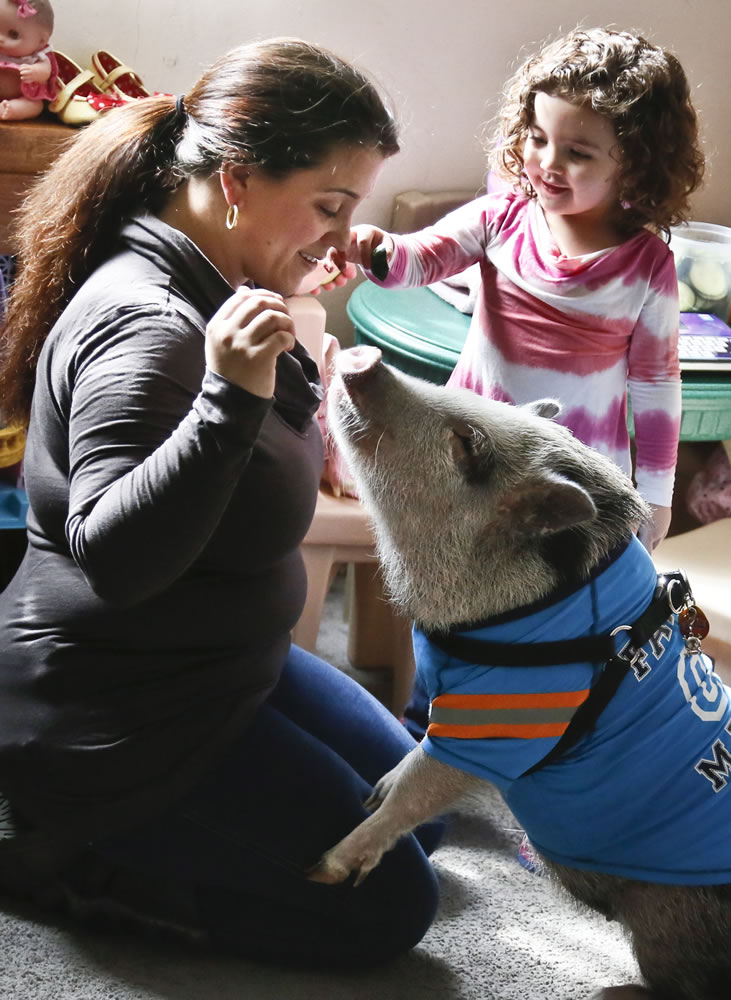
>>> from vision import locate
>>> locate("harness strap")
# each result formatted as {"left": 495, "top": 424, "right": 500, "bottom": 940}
{"left": 524, "top": 570, "right": 692, "bottom": 773}
{"left": 423, "top": 570, "right": 690, "bottom": 668}
{"left": 424, "top": 569, "right": 693, "bottom": 773}
{"left": 424, "top": 629, "right": 615, "bottom": 667}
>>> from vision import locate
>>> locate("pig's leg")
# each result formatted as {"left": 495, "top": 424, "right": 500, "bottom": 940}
{"left": 617, "top": 882, "right": 731, "bottom": 1000}
{"left": 559, "top": 866, "right": 731, "bottom": 1000}
{"left": 361, "top": 751, "right": 415, "bottom": 811}
{"left": 309, "top": 747, "right": 483, "bottom": 886}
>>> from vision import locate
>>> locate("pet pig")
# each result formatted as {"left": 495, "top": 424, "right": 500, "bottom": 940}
{"left": 309, "top": 346, "right": 731, "bottom": 1000}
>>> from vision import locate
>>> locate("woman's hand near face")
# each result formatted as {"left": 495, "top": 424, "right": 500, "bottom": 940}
{"left": 205, "top": 288, "right": 295, "bottom": 399}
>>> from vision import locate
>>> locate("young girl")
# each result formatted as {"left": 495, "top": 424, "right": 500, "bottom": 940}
{"left": 0, "top": 0, "right": 57, "bottom": 121}
{"left": 342, "top": 26, "right": 705, "bottom": 554}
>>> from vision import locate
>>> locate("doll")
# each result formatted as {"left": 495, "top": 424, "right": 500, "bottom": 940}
{"left": 0, "top": 0, "right": 58, "bottom": 121}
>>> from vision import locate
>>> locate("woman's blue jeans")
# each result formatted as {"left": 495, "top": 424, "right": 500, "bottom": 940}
{"left": 91, "top": 645, "right": 444, "bottom": 967}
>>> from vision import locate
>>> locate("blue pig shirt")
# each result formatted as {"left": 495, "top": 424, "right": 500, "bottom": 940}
{"left": 416, "top": 536, "right": 731, "bottom": 885}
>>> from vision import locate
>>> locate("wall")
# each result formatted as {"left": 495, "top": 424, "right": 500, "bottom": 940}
{"left": 50, "top": 0, "right": 731, "bottom": 342}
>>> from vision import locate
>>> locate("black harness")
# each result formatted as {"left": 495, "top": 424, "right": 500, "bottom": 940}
{"left": 424, "top": 569, "right": 693, "bottom": 773}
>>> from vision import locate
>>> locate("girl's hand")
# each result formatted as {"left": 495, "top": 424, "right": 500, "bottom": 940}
{"left": 637, "top": 504, "right": 672, "bottom": 553}
{"left": 341, "top": 225, "right": 393, "bottom": 272}
{"left": 307, "top": 226, "right": 394, "bottom": 294}
{"left": 205, "top": 287, "right": 295, "bottom": 399}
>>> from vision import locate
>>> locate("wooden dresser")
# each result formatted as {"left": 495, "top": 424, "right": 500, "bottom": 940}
{"left": 0, "top": 116, "right": 75, "bottom": 254}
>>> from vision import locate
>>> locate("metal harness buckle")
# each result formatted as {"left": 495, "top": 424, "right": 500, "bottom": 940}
{"left": 611, "top": 569, "right": 708, "bottom": 669}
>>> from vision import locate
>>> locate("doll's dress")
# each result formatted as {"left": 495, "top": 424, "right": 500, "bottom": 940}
{"left": 0, "top": 45, "right": 59, "bottom": 100}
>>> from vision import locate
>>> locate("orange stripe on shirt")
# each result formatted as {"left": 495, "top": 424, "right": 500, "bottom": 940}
{"left": 432, "top": 690, "right": 590, "bottom": 711}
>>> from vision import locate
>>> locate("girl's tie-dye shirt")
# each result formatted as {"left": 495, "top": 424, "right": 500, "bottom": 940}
{"left": 370, "top": 190, "right": 681, "bottom": 506}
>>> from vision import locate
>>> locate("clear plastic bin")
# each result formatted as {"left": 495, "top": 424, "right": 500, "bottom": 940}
{"left": 670, "top": 221, "right": 731, "bottom": 324}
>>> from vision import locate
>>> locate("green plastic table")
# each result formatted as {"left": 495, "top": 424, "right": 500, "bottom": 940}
{"left": 347, "top": 283, "right": 731, "bottom": 442}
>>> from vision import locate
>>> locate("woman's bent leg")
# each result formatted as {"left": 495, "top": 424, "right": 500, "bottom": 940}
{"left": 90, "top": 649, "right": 442, "bottom": 966}
{"left": 267, "top": 646, "right": 444, "bottom": 855}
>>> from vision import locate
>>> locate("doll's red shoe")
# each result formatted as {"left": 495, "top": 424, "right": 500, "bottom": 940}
{"left": 90, "top": 50, "right": 151, "bottom": 102}
{"left": 48, "top": 51, "right": 122, "bottom": 126}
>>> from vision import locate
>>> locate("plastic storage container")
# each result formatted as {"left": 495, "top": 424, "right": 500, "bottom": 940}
{"left": 670, "top": 221, "right": 731, "bottom": 323}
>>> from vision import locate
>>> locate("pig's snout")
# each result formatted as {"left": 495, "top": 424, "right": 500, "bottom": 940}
{"left": 334, "top": 346, "right": 383, "bottom": 386}
{"left": 329, "top": 345, "right": 389, "bottom": 449}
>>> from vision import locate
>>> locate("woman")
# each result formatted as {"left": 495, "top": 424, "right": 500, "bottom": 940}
{"left": 0, "top": 38, "right": 442, "bottom": 965}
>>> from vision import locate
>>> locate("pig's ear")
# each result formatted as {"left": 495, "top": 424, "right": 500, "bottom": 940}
{"left": 522, "top": 399, "right": 561, "bottom": 420}
{"left": 490, "top": 472, "right": 596, "bottom": 537}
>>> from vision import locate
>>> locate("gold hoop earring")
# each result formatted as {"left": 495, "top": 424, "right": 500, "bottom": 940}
{"left": 226, "top": 204, "right": 239, "bottom": 230}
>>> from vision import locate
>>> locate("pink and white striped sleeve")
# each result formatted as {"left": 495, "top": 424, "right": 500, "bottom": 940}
{"left": 627, "top": 250, "right": 682, "bottom": 506}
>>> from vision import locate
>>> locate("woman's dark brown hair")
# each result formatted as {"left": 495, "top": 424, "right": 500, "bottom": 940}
{"left": 491, "top": 26, "right": 705, "bottom": 239}
{"left": 0, "top": 37, "right": 399, "bottom": 424}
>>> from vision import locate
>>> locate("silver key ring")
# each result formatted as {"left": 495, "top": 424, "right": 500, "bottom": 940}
{"left": 666, "top": 578, "right": 686, "bottom": 616}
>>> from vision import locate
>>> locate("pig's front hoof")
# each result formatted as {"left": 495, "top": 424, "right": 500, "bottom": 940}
{"left": 307, "top": 841, "right": 382, "bottom": 888}
{"left": 307, "top": 851, "right": 360, "bottom": 886}
{"left": 307, "top": 862, "right": 350, "bottom": 885}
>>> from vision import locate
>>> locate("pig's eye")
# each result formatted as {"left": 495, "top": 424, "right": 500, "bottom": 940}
{"left": 450, "top": 431, "right": 469, "bottom": 466}
{"left": 455, "top": 431, "right": 473, "bottom": 457}
{"left": 450, "top": 424, "right": 476, "bottom": 464}
{"left": 450, "top": 423, "right": 491, "bottom": 482}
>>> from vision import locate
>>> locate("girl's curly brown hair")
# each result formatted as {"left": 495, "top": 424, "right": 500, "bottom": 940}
{"left": 491, "top": 26, "right": 705, "bottom": 238}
